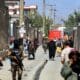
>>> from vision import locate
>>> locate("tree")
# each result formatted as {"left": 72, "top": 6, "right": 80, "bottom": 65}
{"left": 64, "top": 11, "right": 80, "bottom": 27}
{"left": 25, "top": 11, "right": 53, "bottom": 37}
{"left": 45, "top": 17, "right": 53, "bottom": 36}
{"left": 30, "top": 13, "right": 43, "bottom": 28}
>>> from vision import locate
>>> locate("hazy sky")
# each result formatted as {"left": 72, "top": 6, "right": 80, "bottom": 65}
{"left": 25, "top": 0, "right": 80, "bottom": 24}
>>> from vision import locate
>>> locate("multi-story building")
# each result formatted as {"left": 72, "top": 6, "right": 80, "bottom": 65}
{"left": 5, "top": 0, "right": 37, "bottom": 38}
{"left": 5, "top": 0, "right": 20, "bottom": 38}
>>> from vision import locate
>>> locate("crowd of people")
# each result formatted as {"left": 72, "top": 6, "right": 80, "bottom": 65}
{"left": 0, "top": 36, "right": 39, "bottom": 80}
{"left": 0, "top": 34, "right": 80, "bottom": 80}
{"left": 42, "top": 36, "right": 80, "bottom": 79}
{"left": 7, "top": 35, "right": 79, "bottom": 80}
{"left": 24, "top": 37, "right": 39, "bottom": 59}
{"left": 42, "top": 36, "right": 74, "bottom": 60}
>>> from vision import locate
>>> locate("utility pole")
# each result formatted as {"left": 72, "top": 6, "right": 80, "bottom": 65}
{"left": 19, "top": 0, "right": 26, "bottom": 38}
{"left": 42, "top": 0, "right": 46, "bottom": 35}
{"left": 19, "top": 0, "right": 24, "bottom": 26}
{"left": 47, "top": 5, "right": 56, "bottom": 27}
{"left": 47, "top": 5, "right": 54, "bottom": 18}
{"left": 53, "top": 8, "right": 56, "bottom": 26}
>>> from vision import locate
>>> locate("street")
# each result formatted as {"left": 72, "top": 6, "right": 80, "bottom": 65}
{"left": 0, "top": 0, "right": 80, "bottom": 80}
{"left": 0, "top": 45, "right": 63, "bottom": 80}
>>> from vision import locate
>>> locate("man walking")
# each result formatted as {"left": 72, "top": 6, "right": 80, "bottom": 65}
{"left": 28, "top": 40, "right": 35, "bottom": 59}
{"left": 48, "top": 40, "right": 56, "bottom": 60}
{"left": 8, "top": 38, "right": 24, "bottom": 80}
{"left": 61, "top": 40, "right": 73, "bottom": 64}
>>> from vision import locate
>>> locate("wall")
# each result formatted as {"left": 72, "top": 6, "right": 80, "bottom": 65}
{"left": 0, "top": 0, "right": 9, "bottom": 49}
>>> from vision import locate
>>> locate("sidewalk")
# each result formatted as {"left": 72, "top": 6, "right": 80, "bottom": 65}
{"left": 0, "top": 45, "right": 46, "bottom": 80}
{"left": 0, "top": 45, "right": 64, "bottom": 80}
{"left": 39, "top": 56, "right": 64, "bottom": 80}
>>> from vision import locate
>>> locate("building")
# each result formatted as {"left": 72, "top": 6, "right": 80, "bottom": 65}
{"left": 5, "top": 0, "right": 20, "bottom": 38}
{"left": 0, "top": 0, "right": 9, "bottom": 49}
{"left": 5, "top": 0, "right": 37, "bottom": 38}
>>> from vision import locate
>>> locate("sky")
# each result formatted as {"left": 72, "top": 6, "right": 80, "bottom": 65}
{"left": 24, "top": 0, "right": 80, "bottom": 24}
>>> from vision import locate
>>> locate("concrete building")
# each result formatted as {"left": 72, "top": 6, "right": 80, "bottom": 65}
{"left": 0, "top": 0, "right": 9, "bottom": 49}
{"left": 5, "top": 0, "right": 37, "bottom": 38}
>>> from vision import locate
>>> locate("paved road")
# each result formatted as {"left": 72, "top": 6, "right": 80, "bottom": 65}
{"left": 0, "top": 59, "right": 45, "bottom": 80}
{"left": 39, "top": 57, "right": 64, "bottom": 80}
{"left": 34, "top": 46, "right": 64, "bottom": 80}
{"left": 0, "top": 45, "right": 63, "bottom": 80}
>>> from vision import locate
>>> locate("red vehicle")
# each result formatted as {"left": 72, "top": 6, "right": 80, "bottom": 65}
{"left": 48, "top": 30, "right": 62, "bottom": 41}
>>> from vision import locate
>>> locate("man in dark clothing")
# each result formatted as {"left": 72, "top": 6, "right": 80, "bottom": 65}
{"left": 34, "top": 38, "right": 39, "bottom": 51}
{"left": 14, "top": 39, "right": 20, "bottom": 49}
{"left": 9, "top": 39, "right": 23, "bottom": 80}
{"left": 68, "top": 39, "right": 74, "bottom": 48}
{"left": 28, "top": 41, "right": 35, "bottom": 59}
{"left": 48, "top": 40, "right": 56, "bottom": 60}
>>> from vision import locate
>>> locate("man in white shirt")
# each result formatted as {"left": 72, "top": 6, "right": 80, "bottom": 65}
{"left": 61, "top": 41, "right": 73, "bottom": 64}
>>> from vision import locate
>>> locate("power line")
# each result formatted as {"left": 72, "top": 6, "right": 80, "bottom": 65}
{"left": 53, "top": 8, "right": 56, "bottom": 26}
{"left": 47, "top": 4, "right": 56, "bottom": 27}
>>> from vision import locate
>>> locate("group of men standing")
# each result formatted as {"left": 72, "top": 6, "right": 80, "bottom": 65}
{"left": 5, "top": 36, "right": 38, "bottom": 80}
{"left": 23, "top": 37, "right": 39, "bottom": 59}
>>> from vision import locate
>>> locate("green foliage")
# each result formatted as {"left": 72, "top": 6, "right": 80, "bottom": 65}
{"left": 29, "top": 12, "right": 43, "bottom": 28}
{"left": 64, "top": 11, "right": 80, "bottom": 27}
{"left": 45, "top": 17, "right": 53, "bottom": 36}
{"left": 28, "top": 12, "right": 53, "bottom": 36}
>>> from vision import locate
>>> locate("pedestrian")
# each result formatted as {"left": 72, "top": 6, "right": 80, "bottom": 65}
{"left": 61, "top": 40, "right": 73, "bottom": 64}
{"left": 28, "top": 40, "right": 35, "bottom": 59}
{"left": 42, "top": 37, "right": 48, "bottom": 53}
{"left": 68, "top": 36, "right": 74, "bottom": 48}
{"left": 23, "top": 37, "right": 29, "bottom": 55}
{"left": 34, "top": 38, "right": 39, "bottom": 51}
{"left": 56, "top": 39, "right": 63, "bottom": 56}
{"left": 60, "top": 49, "right": 80, "bottom": 80}
{"left": 60, "top": 56, "right": 77, "bottom": 80}
{"left": 48, "top": 40, "right": 56, "bottom": 60}
{"left": 68, "top": 50, "right": 80, "bottom": 80}
{"left": 8, "top": 38, "right": 24, "bottom": 80}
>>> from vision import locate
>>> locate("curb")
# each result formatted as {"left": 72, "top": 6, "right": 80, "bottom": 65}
{"left": 27, "top": 60, "right": 47, "bottom": 80}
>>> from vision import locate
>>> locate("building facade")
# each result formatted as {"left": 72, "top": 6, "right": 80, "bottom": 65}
{"left": 5, "top": 0, "right": 37, "bottom": 38}
{"left": 0, "top": 0, "right": 9, "bottom": 49}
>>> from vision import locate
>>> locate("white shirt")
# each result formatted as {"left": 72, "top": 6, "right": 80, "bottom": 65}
{"left": 61, "top": 47, "right": 73, "bottom": 63}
